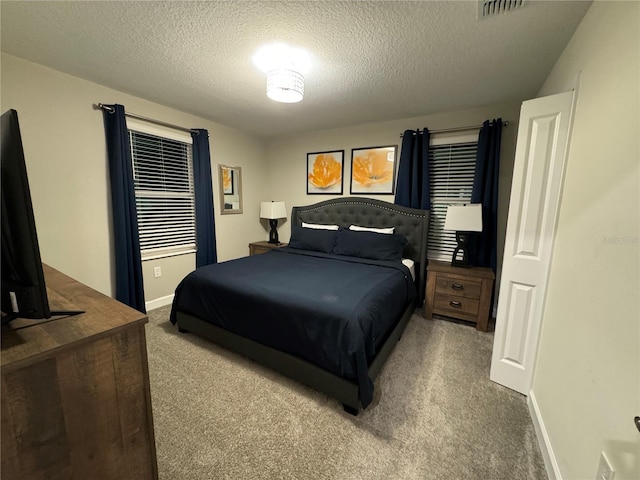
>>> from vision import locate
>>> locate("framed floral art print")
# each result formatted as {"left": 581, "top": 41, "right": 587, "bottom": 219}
{"left": 307, "top": 150, "right": 344, "bottom": 195}
{"left": 350, "top": 145, "right": 397, "bottom": 195}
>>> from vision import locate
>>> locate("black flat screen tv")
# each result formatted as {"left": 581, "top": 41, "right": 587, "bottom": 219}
{"left": 1, "top": 109, "right": 51, "bottom": 322}
{"left": 1, "top": 109, "right": 82, "bottom": 324}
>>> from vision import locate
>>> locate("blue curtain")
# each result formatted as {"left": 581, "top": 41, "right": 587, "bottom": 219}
{"left": 470, "top": 119, "right": 502, "bottom": 271}
{"left": 191, "top": 129, "right": 217, "bottom": 267}
{"left": 395, "top": 129, "right": 431, "bottom": 209}
{"left": 102, "top": 104, "right": 145, "bottom": 312}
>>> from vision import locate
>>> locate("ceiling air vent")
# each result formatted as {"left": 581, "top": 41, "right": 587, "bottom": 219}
{"left": 478, "top": 0, "right": 525, "bottom": 18}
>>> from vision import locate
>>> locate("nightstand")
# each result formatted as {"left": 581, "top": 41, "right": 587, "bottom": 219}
{"left": 249, "top": 241, "right": 288, "bottom": 256}
{"left": 424, "top": 261, "right": 495, "bottom": 332}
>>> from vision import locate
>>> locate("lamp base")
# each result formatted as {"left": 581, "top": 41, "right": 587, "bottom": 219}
{"left": 451, "top": 231, "right": 471, "bottom": 268}
{"left": 268, "top": 219, "right": 280, "bottom": 244}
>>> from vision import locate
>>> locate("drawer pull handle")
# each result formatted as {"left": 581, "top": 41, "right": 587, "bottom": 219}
{"left": 450, "top": 301, "right": 462, "bottom": 308}
{"left": 451, "top": 283, "right": 464, "bottom": 291}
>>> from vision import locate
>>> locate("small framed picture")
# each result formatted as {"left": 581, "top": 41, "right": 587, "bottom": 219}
{"left": 307, "top": 150, "right": 344, "bottom": 195}
{"left": 223, "top": 168, "right": 234, "bottom": 194}
{"left": 350, "top": 145, "right": 398, "bottom": 195}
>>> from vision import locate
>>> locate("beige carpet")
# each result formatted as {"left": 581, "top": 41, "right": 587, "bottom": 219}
{"left": 145, "top": 306, "right": 547, "bottom": 480}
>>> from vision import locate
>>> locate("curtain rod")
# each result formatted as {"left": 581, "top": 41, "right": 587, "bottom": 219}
{"left": 400, "top": 121, "right": 508, "bottom": 137}
{"left": 95, "top": 103, "right": 199, "bottom": 135}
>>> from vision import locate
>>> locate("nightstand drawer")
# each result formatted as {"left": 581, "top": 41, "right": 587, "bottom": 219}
{"left": 435, "top": 275, "right": 482, "bottom": 299}
{"left": 424, "top": 261, "right": 495, "bottom": 331}
{"left": 249, "top": 241, "right": 288, "bottom": 256}
{"left": 250, "top": 245, "right": 271, "bottom": 255}
{"left": 433, "top": 294, "right": 479, "bottom": 320}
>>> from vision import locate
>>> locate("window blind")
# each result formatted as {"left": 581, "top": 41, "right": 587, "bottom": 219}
{"left": 428, "top": 142, "right": 478, "bottom": 262}
{"left": 129, "top": 130, "right": 196, "bottom": 260}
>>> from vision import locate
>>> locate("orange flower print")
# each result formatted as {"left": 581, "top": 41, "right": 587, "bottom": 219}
{"left": 352, "top": 150, "right": 393, "bottom": 188}
{"left": 222, "top": 168, "right": 232, "bottom": 191}
{"left": 308, "top": 154, "right": 342, "bottom": 189}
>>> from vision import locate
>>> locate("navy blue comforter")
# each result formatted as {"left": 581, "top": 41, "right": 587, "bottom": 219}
{"left": 170, "top": 247, "right": 415, "bottom": 407}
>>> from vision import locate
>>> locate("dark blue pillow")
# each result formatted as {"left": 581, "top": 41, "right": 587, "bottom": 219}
{"left": 332, "top": 229, "right": 407, "bottom": 261}
{"left": 288, "top": 226, "right": 338, "bottom": 253}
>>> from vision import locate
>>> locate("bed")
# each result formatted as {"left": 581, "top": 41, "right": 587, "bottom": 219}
{"left": 170, "top": 197, "right": 429, "bottom": 414}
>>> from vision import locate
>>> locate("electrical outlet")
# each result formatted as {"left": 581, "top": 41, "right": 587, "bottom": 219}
{"left": 153, "top": 266, "right": 161, "bottom": 278}
{"left": 596, "top": 452, "right": 615, "bottom": 480}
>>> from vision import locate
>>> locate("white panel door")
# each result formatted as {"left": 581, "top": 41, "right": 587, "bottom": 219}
{"left": 490, "top": 91, "right": 574, "bottom": 394}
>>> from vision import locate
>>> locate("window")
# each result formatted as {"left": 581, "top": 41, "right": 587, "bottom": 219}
{"left": 427, "top": 141, "right": 478, "bottom": 262}
{"left": 128, "top": 123, "right": 196, "bottom": 260}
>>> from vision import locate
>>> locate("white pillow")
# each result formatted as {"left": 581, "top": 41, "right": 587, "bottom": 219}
{"left": 402, "top": 258, "right": 416, "bottom": 281}
{"left": 302, "top": 222, "right": 340, "bottom": 231}
{"left": 349, "top": 224, "right": 395, "bottom": 234}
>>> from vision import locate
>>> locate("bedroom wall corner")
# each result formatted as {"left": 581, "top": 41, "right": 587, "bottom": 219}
{"left": 0, "top": 54, "right": 268, "bottom": 303}
{"left": 263, "top": 102, "right": 522, "bottom": 291}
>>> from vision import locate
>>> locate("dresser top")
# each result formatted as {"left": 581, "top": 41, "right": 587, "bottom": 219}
{"left": 1, "top": 264, "right": 148, "bottom": 371}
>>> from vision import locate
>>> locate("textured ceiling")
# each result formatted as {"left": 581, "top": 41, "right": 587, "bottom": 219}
{"left": 1, "top": 1, "right": 591, "bottom": 138}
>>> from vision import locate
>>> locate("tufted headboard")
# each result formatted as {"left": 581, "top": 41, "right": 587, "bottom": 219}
{"left": 291, "top": 197, "right": 429, "bottom": 303}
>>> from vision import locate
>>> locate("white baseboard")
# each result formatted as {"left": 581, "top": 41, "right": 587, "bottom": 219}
{"left": 145, "top": 294, "right": 174, "bottom": 312}
{"left": 528, "top": 390, "right": 562, "bottom": 480}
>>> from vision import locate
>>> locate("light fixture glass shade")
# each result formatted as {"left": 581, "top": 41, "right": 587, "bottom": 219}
{"left": 444, "top": 204, "right": 483, "bottom": 232}
{"left": 266, "top": 69, "right": 304, "bottom": 103}
{"left": 260, "top": 201, "right": 287, "bottom": 219}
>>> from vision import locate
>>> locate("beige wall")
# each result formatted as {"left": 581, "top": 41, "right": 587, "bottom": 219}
{"left": 1, "top": 54, "right": 268, "bottom": 302}
{"left": 265, "top": 102, "right": 522, "bottom": 289}
{"left": 532, "top": 2, "right": 639, "bottom": 479}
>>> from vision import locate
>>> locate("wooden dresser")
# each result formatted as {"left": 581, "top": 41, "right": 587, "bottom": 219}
{"left": 249, "top": 240, "right": 288, "bottom": 255}
{"left": 1, "top": 265, "right": 158, "bottom": 480}
{"left": 424, "top": 261, "right": 495, "bottom": 332}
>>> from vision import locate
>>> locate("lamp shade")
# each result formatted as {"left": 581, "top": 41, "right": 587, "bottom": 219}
{"left": 260, "top": 201, "right": 287, "bottom": 220}
{"left": 254, "top": 44, "right": 310, "bottom": 104}
{"left": 444, "top": 204, "right": 483, "bottom": 232}
{"left": 267, "top": 69, "right": 304, "bottom": 103}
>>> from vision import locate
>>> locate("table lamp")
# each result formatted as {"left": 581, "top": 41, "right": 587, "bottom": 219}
{"left": 260, "top": 201, "right": 287, "bottom": 244}
{"left": 444, "top": 204, "right": 483, "bottom": 268}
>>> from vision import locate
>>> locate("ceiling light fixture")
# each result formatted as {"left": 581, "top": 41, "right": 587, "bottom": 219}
{"left": 253, "top": 43, "right": 310, "bottom": 103}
